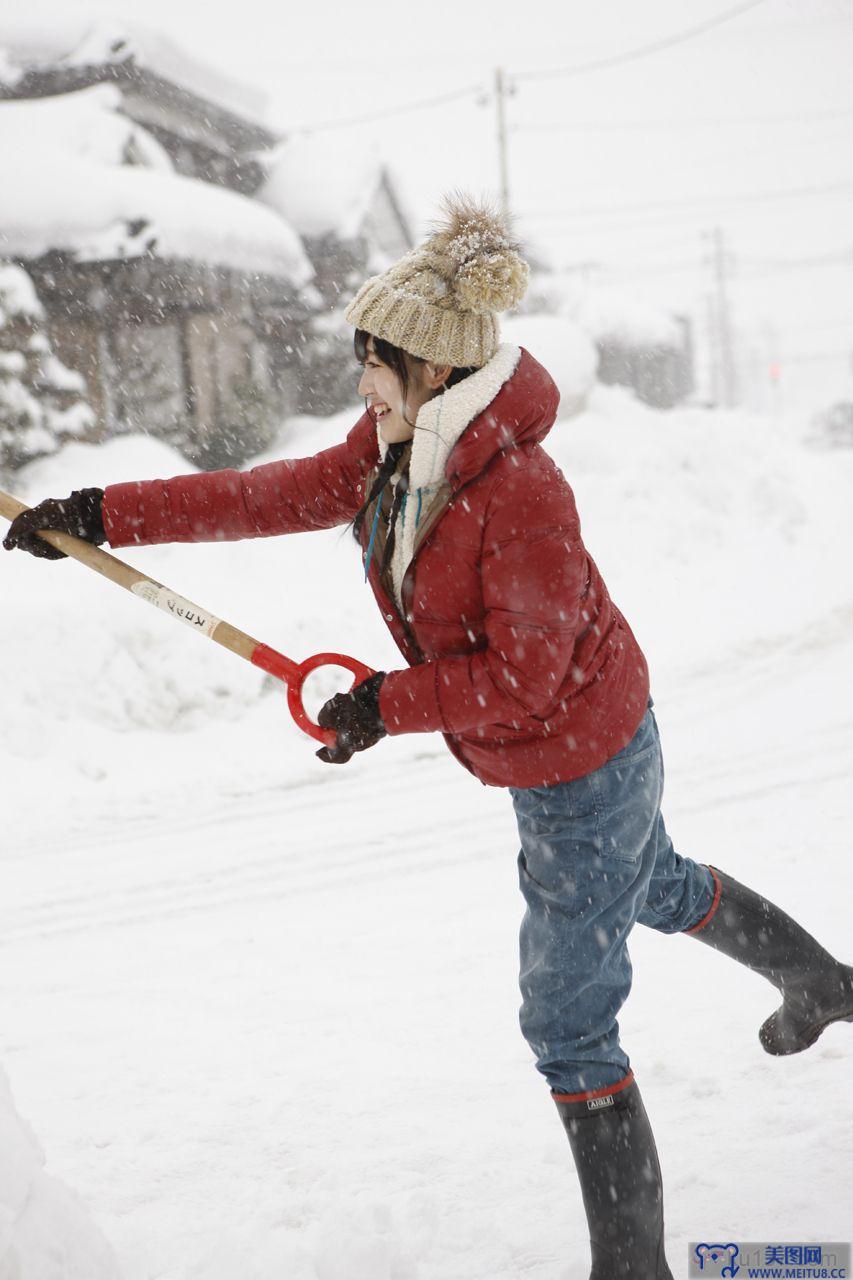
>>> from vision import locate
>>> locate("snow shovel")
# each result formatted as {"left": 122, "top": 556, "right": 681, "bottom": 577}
{"left": 0, "top": 490, "right": 375, "bottom": 748}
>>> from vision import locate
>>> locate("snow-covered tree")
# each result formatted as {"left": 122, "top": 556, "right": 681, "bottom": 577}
{"left": 0, "top": 262, "right": 95, "bottom": 472}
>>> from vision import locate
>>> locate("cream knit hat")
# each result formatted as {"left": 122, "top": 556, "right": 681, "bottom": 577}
{"left": 345, "top": 193, "right": 529, "bottom": 368}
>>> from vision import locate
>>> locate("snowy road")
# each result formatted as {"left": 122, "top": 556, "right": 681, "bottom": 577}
{"left": 2, "top": 404, "right": 852, "bottom": 1278}
{"left": 2, "top": 610, "right": 852, "bottom": 1280}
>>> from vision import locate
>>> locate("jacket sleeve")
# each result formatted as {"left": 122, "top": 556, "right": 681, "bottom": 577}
{"left": 378, "top": 465, "right": 586, "bottom": 736}
{"left": 102, "top": 412, "right": 379, "bottom": 548}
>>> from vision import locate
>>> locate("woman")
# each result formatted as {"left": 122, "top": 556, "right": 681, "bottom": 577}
{"left": 6, "top": 197, "right": 853, "bottom": 1278}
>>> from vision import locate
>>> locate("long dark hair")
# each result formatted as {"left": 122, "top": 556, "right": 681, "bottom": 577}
{"left": 350, "top": 330, "right": 477, "bottom": 570}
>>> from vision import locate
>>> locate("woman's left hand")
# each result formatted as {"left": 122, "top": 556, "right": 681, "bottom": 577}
{"left": 316, "top": 671, "right": 387, "bottom": 764}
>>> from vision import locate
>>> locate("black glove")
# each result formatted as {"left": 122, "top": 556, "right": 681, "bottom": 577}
{"left": 2, "top": 488, "right": 106, "bottom": 560}
{"left": 316, "top": 671, "right": 387, "bottom": 765}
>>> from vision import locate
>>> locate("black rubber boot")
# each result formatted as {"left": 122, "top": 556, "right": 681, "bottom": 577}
{"left": 554, "top": 1074, "right": 674, "bottom": 1279}
{"left": 687, "top": 865, "right": 853, "bottom": 1055}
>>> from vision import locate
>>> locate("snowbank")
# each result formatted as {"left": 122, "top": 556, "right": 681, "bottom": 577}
{"left": 6, "top": 437, "right": 247, "bottom": 736}
{"left": 501, "top": 315, "right": 597, "bottom": 417}
{"left": 0, "top": 1067, "right": 119, "bottom": 1280}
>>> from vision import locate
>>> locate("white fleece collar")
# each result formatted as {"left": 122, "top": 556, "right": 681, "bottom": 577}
{"left": 377, "top": 343, "right": 522, "bottom": 492}
{"left": 404, "top": 340, "right": 517, "bottom": 494}
{"left": 374, "top": 343, "right": 522, "bottom": 614}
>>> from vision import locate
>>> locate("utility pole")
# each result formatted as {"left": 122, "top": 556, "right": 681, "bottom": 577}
{"left": 703, "top": 226, "right": 737, "bottom": 408}
{"left": 704, "top": 291, "right": 719, "bottom": 406}
{"left": 494, "top": 67, "right": 511, "bottom": 224}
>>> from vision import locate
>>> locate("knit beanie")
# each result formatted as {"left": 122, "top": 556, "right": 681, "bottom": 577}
{"left": 345, "top": 193, "right": 529, "bottom": 368}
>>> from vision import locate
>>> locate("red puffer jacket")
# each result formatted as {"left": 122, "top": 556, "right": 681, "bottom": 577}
{"left": 103, "top": 348, "right": 649, "bottom": 788}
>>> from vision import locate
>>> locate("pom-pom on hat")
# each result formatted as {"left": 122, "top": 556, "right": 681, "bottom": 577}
{"left": 345, "top": 192, "right": 529, "bottom": 368}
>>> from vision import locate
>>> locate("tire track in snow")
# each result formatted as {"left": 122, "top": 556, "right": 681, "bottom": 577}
{"left": 5, "top": 605, "right": 851, "bottom": 947}
{"left": 1, "top": 747, "right": 451, "bottom": 861}
{"left": 0, "top": 757, "right": 511, "bottom": 945}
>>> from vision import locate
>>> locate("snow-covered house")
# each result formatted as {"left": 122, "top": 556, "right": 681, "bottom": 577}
{"left": 0, "top": 21, "right": 317, "bottom": 466}
{"left": 577, "top": 288, "right": 694, "bottom": 410}
{"left": 259, "top": 135, "right": 413, "bottom": 307}
{"left": 258, "top": 134, "right": 414, "bottom": 412}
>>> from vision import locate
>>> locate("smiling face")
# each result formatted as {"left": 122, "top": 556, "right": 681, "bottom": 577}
{"left": 357, "top": 335, "right": 452, "bottom": 444}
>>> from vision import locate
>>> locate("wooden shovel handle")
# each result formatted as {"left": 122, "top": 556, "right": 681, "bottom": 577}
{"left": 0, "top": 488, "right": 259, "bottom": 663}
{"left": 0, "top": 490, "right": 374, "bottom": 746}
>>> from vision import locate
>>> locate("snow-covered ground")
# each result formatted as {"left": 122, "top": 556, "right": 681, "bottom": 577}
{"left": 1, "top": 386, "right": 852, "bottom": 1279}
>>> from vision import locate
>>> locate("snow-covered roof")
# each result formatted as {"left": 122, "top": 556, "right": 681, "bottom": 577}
{"left": 0, "top": 84, "right": 172, "bottom": 170}
{"left": 258, "top": 135, "right": 387, "bottom": 239}
{"left": 577, "top": 286, "right": 683, "bottom": 349}
{"left": 0, "top": 155, "right": 314, "bottom": 283}
{"left": 0, "top": 16, "right": 269, "bottom": 127}
{"left": 0, "top": 93, "right": 313, "bottom": 282}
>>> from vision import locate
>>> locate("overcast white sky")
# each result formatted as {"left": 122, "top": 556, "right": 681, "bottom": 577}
{"left": 6, "top": 0, "right": 853, "bottom": 409}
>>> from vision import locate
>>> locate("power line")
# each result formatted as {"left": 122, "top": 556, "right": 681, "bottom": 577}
{"left": 566, "top": 237, "right": 853, "bottom": 269}
{"left": 512, "top": 0, "right": 769, "bottom": 82}
{"left": 598, "top": 260, "right": 706, "bottom": 278}
{"left": 520, "top": 190, "right": 853, "bottom": 237}
{"left": 520, "top": 179, "right": 853, "bottom": 222}
{"left": 511, "top": 108, "right": 853, "bottom": 133}
{"left": 738, "top": 249, "right": 853, "bottom": 274}
{"left": 554, "top": 249, "right": 853, "bottom": 285}
{"left": 522, "top": 203, "right": 853, "bottom": 239}
{"left": 285, "top": 82, "right": 483, "bottom": 136}
{"left": 279, "top": 0, "right": 772, "bottom": 136}
{"left": 741, "top": 249, "right": 853, "bottom": 268}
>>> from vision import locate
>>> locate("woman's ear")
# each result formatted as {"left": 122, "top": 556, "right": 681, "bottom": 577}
{"left": 424, "top": 362, "right": 453, "bottom": 389}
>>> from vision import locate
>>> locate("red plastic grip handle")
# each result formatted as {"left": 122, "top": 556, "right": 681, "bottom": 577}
{"left": 251, "top": 645, "right": 375, "bottom": 746}
{"left": 287, "top": 652, "right": 376, "bottom": 746}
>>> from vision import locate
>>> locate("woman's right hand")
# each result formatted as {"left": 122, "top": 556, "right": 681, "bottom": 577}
{"left": 2, "top": 488, "right": 106, "bottom": 560}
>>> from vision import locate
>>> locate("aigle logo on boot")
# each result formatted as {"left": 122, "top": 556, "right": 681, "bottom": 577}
{"left": 587, "top": 1095, "right": 615, "bottom": 1111}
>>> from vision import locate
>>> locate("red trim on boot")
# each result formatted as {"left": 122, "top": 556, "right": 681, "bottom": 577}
{"left": 683, "top": 865, "right": 723, "bottom": 935}
{"left": 552, "top": 1069, "right": 635, "bottom": 1104}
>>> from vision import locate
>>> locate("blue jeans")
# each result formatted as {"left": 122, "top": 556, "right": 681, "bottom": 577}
{"left": 509, "top": 700, "right": 715, "bottom": 1096}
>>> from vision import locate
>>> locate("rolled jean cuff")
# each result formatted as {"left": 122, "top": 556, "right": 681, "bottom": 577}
{"left": 683, "top": 865, "right": 723, "bottom": 934}
{"left": 552, "top": 1069, "right": 635, "bottom": 1106}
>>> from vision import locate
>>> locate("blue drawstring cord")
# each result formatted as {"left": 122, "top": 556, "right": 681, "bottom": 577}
{"left": 364, "top": 482, "right": 423, "bottom": 584}
{"left": 364, "top": 482, "right": 386, "bottom": 582}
